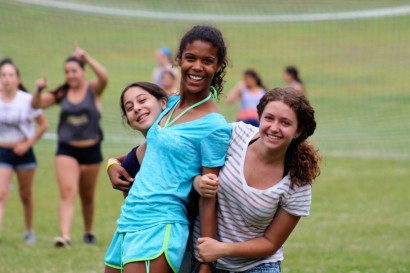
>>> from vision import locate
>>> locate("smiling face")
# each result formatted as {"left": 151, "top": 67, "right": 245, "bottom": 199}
{"left": 123, "top": 87, "right": 167, "bottom": 135}
{"left": 179, "top": 40, "right": 220, "bottom": 96}
{"left": 0, "top": 63, "right": 20, "bottom": 92}
{"left": 258, "top": 100, "right": 299, "bottom": 154}
{"left": 64, "top": 61, "right": 86, "bottom": 88}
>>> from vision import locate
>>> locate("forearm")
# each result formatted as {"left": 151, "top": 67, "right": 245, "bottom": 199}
{"left": 31, "top": 89, "right": 42, "bottom": 109}
{"left": 27, "top": 117, "right": 48, "bottom": 146}
{"left": 84, "top": 54, "right": 108, "bottom": 86}
{"left": 199, "top": 196, "right": 217, "bottom": 238}
{"left": 220, "top": 236, "right": 279, "bottom": 259}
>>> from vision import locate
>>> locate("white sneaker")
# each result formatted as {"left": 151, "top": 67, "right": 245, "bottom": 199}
{"left": 24, "top": 231, "right": 36, "bottom": 245}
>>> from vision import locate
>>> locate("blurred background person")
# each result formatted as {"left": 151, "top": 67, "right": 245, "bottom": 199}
{"left": 160, "top": 69, "right": 178, "bottom": 96}
{"left": 0, "top": 59, "right": 48, "bottom": 244}
{"left": 152, "top": 46, "right": 179, "bottom": 89}
{"left": 32, "top": 45, "right": 108, "bottom": 247}
{"left": 226, "top": 69, "right": 266, "bottom": 126}
{"left": 283, "top": 66, "right": 305, "bottom": 93}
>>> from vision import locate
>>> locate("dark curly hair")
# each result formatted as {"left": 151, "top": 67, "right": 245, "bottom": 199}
{"left": 257, "top": 87, "right": 321, "bottom": 187}
{"left": 176, "top": 25, "right": 228, "bottom": 97}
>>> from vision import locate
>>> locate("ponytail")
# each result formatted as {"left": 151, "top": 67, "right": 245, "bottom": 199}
{"left": 286, "top": 140, "right": 321, "bottom": 187}
{"left": 50, "top": 83, "right": 69, "bottom": 103}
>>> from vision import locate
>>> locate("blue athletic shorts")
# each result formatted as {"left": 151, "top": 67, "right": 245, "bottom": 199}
{"left": 105, "top": 223, "right": 189, "bottom": 273}
{"left": 0, "top": 146, "right": 37, "bottom": 170}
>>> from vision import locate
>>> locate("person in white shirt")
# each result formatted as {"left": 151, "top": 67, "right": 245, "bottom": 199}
{"left": 0, "top": 59, "right": 48, "bottom": 244}
{"left": 194, "top": 87, "right": 320, "bottom": 273}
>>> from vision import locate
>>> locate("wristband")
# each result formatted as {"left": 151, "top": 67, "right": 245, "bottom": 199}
{"left": 106, "top": 159, "right": 120, "bottom": 173}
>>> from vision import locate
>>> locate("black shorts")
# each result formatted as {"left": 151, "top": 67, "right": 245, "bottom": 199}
{"left": 56, "top": 142, "right": 103, "bottom": 165}
{"left": 0, "top": 146, "right": 37, "bottom": 170}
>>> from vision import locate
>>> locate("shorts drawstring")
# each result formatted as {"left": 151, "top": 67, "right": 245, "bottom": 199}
{"left": 145, "top": 260, "right": 150, "bottom": 273}
{"left": 121, "top": 233, "right": 125, "bottom": 273}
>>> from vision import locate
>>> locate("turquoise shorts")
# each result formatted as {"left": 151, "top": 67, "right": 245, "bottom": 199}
{"left": 104, "top": 223, "right": 189, "bottom": 273}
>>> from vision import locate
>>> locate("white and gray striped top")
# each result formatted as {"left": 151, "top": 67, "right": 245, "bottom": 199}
{"left": 193, "top": 122, "right": 312, "bottom": 271}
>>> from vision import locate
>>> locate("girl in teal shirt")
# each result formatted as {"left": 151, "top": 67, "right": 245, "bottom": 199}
{"left": 105, "top": 25, "right": 231, "bottom": 273}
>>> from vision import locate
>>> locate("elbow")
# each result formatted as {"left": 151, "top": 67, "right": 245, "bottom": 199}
{"left": 262, "top": 238, "right": 280, "bottom": 257}
{"left": 31, "top": 102, "right": 40, "bottom": 109}
{"left": 43, "top": 123, "right": 49, "bottom": 132}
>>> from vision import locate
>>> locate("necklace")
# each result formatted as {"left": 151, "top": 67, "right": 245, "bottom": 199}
{"left": 163, "top": 86, "right": 217, "bottom": 128}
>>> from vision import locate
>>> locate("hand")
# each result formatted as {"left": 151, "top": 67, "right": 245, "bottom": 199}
{"left": 35, "top": 77, "right": 48, "bottom": 91}
{"left": 198, "top": 263, "right": 212, "bottom": 273}
{"left": 13, "top": 141, "right": 31, "bottom": 157}
{"left": 197, "top": 237, "right": 226, "bottom": 262}
{"left": 199, "top": 174, "right": 219, "bottom": 198}
{"left": 107, "top": 163, "right": 134, "bottom": 192}
{"left": 73, "top": 43, "right": 88, "bottom": 62}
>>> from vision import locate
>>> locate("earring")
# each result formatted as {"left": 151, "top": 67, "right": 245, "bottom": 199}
{"left": 294, "top": 135, "right": 298, "bottom": 139}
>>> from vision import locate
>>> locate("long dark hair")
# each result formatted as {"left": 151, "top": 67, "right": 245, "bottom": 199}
{"left": 0, "top": 58, "right": 29, "bottom": 92}
{"left": 257, "top": 87, "right": 320, "bottom": 187}
{"left": 119, "top": 82, "right": 168, "bottom": 123}
{"left": 51, "top": 56, "right": 86, "bottom": 103}
{"left": 176, "top": 25, "right": 228, "bottom": 97}
{"left": 285, "top": 66, "right": 303, "bottom": 84}
{"left": 244, "top": 69, "right": 266, "bottom": 90}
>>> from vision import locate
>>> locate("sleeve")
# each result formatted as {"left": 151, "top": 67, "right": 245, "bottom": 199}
{"left": 280, "top": 184, "right": 312, "bottom": 217}
{"left": 120, "top": 147, "right": 140, "bottom": 179}
{"left": 29, "top": 106, "right": 43, "bottom": 119}
{"left": 200, "top": 123, "right": 232, "bottom": 168}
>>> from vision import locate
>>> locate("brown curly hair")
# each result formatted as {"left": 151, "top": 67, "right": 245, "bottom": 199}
{"left": 257, "top": 87, "right": 321, "bottom": 187}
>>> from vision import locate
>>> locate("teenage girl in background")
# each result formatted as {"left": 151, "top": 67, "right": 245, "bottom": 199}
{"left": 283, "top": 66, "right": 305, "bottom": 93}
{"left": 194, "top": 87, "right": 320, "bottom": 273}
{"left": 160, "top": 70, "right": 179, "bottom": 96}
{"left": 152, "top": 46, "right": 180, "bottom": 89}
{"left": 0, "top": 59, "right": 48, "bottom": 244}
{"left": 32, "top": 45, "right": 108, "bottom": 247}
{"left": 104, "top": 25, "right": 231, "bottom": 273}
{"left": 226, "top": 69, "right": 266, "bottom": 126}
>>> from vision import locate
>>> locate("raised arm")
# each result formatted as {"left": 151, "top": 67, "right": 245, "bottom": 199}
{"left": 225, "top": 82, "right": 242, "bottom": 104}
{"left": 197, "top": 207, "right": 301, "bottom": 262}
{"left": 31, "top": 77, "right": 57, "bottom": 109}
{"left": 73, "top": 44, "right": 108, "bottom": 96}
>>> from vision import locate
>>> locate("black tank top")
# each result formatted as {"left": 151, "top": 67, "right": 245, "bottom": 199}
{"left": 57, "top": 86, "right": 102, "bottom": 142}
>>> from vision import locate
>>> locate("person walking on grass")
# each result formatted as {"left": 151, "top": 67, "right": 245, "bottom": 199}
{"left": 0, "top": 59, "right": 48, "bottom": 244}
{"left": 32, "top": 45, "right": 108, "bottom": 247}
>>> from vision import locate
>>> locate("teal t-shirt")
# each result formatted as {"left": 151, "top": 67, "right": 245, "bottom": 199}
{"left": 117, "top": 95, "right": 232, "bottom": 232}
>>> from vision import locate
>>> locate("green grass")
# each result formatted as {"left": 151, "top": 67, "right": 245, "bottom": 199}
{"left": 0, "top": 144, "right": 409, "bottom": 273}
{"left": 0, "top": 0, "right": 409, "bottom": 272}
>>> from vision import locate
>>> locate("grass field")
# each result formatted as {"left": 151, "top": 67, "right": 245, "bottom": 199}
{"left": 0, "top": 0, "right": 409, "bottom": 272}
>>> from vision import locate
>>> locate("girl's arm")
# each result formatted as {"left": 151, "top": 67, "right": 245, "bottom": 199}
{"left": 13, "top": 114, "right": 48, "bottom": 156}
{"left": 31, "top": 78, "right": 57, "bottom": 109}
{"left": 197, "top": 207, "right": 300, "bottom": 262}
{"left": 198, "top": 167, "right": 220, "bottom": 273}
{"left": 74, "top": 45, "right": 108, "bottom": 96}
{"left": 107, "top": 154, "right": 134, "bottom": 192}
{"left": 225, "top": 82, "right": 242, "bottom": 104}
